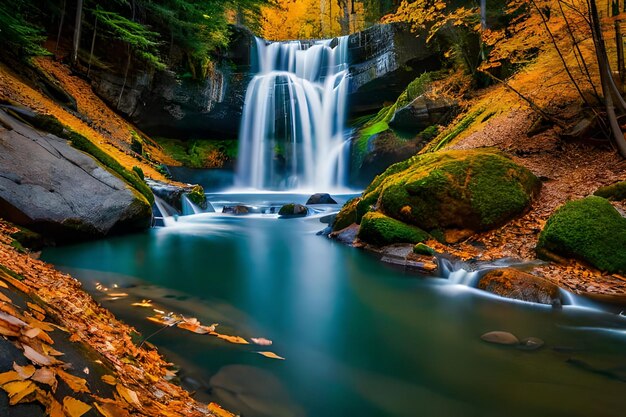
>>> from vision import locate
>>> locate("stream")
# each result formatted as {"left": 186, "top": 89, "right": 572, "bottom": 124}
{"left": 42, "top": 192, "right": 626, "bottom": 417}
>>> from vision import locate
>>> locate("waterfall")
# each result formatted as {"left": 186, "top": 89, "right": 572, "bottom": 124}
{"left": 236, "top": 36, "right": 350, "bottom": 191}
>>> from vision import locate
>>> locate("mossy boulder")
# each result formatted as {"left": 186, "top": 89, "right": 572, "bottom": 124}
{"left": 186, "top": 185, "right": 207, "bottom": 209}
{"left": 537, "top": 196, "right": 626, "bottom": 273}
{"left": 278, "top": 203, "right": 308, "bottom": 217}
{"left": 413, "top": 243, "right": 436, "bottom": 256}
{"left": 356, "top": 149, "right": 540, "bottom": 232}
{"left": 594, "top": 180, "right": 626, "bottom": 201}
{"left": 357, "top": 212, "right": 429, "bottom": 246}
{"left": 333, "top": 198, "right": 360, "bottom": 231}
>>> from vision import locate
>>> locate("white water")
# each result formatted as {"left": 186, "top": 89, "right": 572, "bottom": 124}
{"left": 236, "top": 36, "right": 351, "bottom": 191}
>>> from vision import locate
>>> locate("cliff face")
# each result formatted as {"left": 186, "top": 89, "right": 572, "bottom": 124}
{"left": 90, "top": 24, "right": 438, "bottom": 141}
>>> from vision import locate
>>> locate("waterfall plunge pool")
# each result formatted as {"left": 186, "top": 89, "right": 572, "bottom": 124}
{"left": 42, "top": 192, "right": 626, "bottom": 417}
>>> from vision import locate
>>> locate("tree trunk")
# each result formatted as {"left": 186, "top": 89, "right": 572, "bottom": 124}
{"left": 88, "top": 15, "right": 97, "bottom": 76}
{"left": 589, "top": 0, "right": 626, "bottom": 156}
{"left": 117, "top": 49, "right": 132, "bottom": 109}
{"left": 72, "top": 0, "right": 83, "bottom": 65}
{"left": 56, "top": 0, "right": 66, "bottom": 53}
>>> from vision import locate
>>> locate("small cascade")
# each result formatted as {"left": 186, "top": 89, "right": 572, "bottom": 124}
{"left": 181, "top": 194, "right": 202, "bottom": 216}
{"left": 153, "top": 197, "right": 177, "bottom": 227}
{"left": 237, "top": 36, "right": 351, "bottom": 191}
{"left": 438, "top": 258, "right": 481, "bottom": 287}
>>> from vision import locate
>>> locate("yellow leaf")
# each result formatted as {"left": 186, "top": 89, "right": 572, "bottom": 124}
{"left": 23, "top": 345, "right": 57, "bottom": 366}
{"left": 57, "top": 369, "right": 89, "bottom": 393}
{"left": 131, "top": 299, "right": 153, "bottom": 308}
{"left": 212, "top": 332, "right": 249, "bottom": 344}
{"left": 48, "top": 398, "right": 64, "bottom": 417}
{"left": 107, "top": 292, "right": 128, "bottom": 298}
{"left": 42, "top": 344, "right": 64, "bottom": 356}
{"left": 177, "top": 317, "right": 214, "bottom": 334}
{"left": 101, "top": 375, "right": 116, "bottom": 386}
{"left": 0, "top": 279, "right": 8, "bottom": 288}
{"left": 208, "top": 402, "right": 237, "bottom": 417}
{"left": 2, "top": 380, "right": 37, "bottom": 405}
{"left": 256, "top": 351, "right": 285, "bottom": 360}
{"left": 12, "top": 362, "right": 35, "bottom": 379}
{"left": 0, "top": 324, "right": 20, "bottom": 337}
{"left": 63, "top": 396, "right": 92, "bottom": 417}
{"left": 27, "top": 302, "right": 45, "bottom": 315}
{"left": 0, "top": 370, "right": 19, "bottom": 385}
{"left": 0, "top": 291, "right": 12, "bottom": 303}
{"left": 95, "top": 402, "right": 131, "bottom": 417}
{"left": 116, "top": 383, "right": 140, "bottom": 408}
{"left": 32, "top": 368, "right": 57, "bottom": 391}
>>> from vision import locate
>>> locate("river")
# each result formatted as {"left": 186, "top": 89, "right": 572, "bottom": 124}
{"left": 41, "top": 192, "right": 626, "bottom": 417}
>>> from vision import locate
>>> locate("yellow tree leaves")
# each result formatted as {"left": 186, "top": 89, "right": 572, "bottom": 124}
{"left": 62, "top": 397, "right": 92, "bottom": 417}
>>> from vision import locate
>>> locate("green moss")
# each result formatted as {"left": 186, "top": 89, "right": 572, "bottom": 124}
{"left": 419, "top": 125, "right": 439, "bottom": 141}
{"left": 358, "top": 149, "right": 539, "bottom": 232}
{"left": 155, "top": 137, "right": 238, "bottom": 168}
{"left": 430, "top": 108, "right": 485, "bottom": 152}
{"left": 537, "top": 196, "right": 626, "bottom": 273}
{"left": 413, "top": 243, "right": 436, "bottom": 256}
{"left": 186, "top": 185, "right": 206, "bottom": 207}
{"left": 9, "top": 224, "right": 43, "bottom": 250}
{"left": 130, "top": 130, "right": 143, "bottom": 155}
{"left": 594, "top": 181, "right": 626, "bottom": 201}
{"left": 132, "top": 166, "right": 145, "bottom": 181}
{"left": 333, "top": 197, "right": 360, "bottom": 231}
{"left": 0, "top": 264, "right": 24, "bottom": 281}
{"left": 358, "top": 212, "right": 429, "bottom": 246}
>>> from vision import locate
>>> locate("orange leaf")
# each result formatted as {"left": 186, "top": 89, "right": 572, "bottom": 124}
{"left": 2, "top": 380, "right": 37, "bottom": 405}
{"left": 208, "top": 402, "right": 237, "bottom": 417}
{"left": 48, "top": 398, "right": 64, "bottom": 417}
{"left": 116, "top": 384, "right": 140, "bottom": 408}
{"left": 27, "top": 302, "right": 45, "bottom": 315}
{"left": 63, "top": 396, "right": 92, "bottom": 417}
{"left": 12, "top": 362, "right": 35, "bottom": 379}
{"left": 0, "top": 291, "right": 12, "bottom": 303}
{"left": 95, "top": 402, "right": 132, "bottom": 417}
{"left": 211, "top": 332, "right": 249, "bottom": 344}
{"left": 256, "top": 351, "right": 285, "bottom": 360}
{"left": 32, "top": 368, "right": 57, "bottom": 391}
{"left": 100, "top": 375, "right": 116, "bottom": 386}
{"left": 0, "top": 370, "right": 19, "bottom": 385}
{"left": 57, "top": 369, "right": 89, "bottom": 393}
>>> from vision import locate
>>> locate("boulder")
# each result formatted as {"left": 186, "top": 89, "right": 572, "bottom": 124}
{"left": 357, "top": 212, "right": 429, "bottom": 246}
{"left": 389, "top": 95, "right": 459, "bottom": 133}
{"left": 222, "top": 205, "right": 251, "bottom": 215}
{"left": 594, "top": 180, "right": 626, "bottom": 201}
{"left": 0, "top": 110, "right": 151, "bottom": 242}
{"left": 278, "top": 203, "right": 308, "bottom": 217}
{"left": 332, "top": 198, "right": 359, "bottom": 232}
{"left": 478, "top": 268, "right": 562, "bottom": 305}
{"left": 537, "top": 196, "right": 626, "bottom": 274}
{"left": 355, "top": 149, "right": 540, "bottom": 233}
{"left": 146, "top": 180, "right": 213, "bottom": 213}
{"left": 306, "top": 193, "right": 337, "bottom": 205}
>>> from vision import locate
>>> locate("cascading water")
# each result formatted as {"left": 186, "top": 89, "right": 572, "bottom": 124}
{"left": 236, "top": 36, "right": 351, "bottom": 191}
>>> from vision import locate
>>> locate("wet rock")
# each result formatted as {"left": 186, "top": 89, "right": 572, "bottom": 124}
{"left": 278, "top": 203, "right": 308, "bottom": 217}
{"left": 330, "top": 223, "right": 359, "bottom": 245}
{"left": 0, "top": 110, "right": 151, "bottom": 242}
{"left": 518, "top": 337, "right": 545, "bottom": 351}
{"left": 222, "top": 205, "right": 251, "bottom": 215}
{"left": 478, "top": 269, "right": 562, "bottom": 305}
{"left": 389, "top": 95, "right": 458, "bottom": 133}
{"left": 306, "top": 193, "right": 337, "bottom": 205}
{"left": 147, "top": 179, "right": 213, "bottom": 213}
{"left": 481, "top": 331, "right": 520, "bottom": 345}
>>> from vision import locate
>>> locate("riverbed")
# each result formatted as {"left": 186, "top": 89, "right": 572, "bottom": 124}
{"left": 42, "top": 193, "right": 626, "bottom": 417}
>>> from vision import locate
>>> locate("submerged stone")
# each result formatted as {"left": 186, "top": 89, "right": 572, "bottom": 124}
{"left": 222, "top": 205, "right": 251, "bottom": 215}
{"left": 518, "top": 337, "right": 545, "bottom": 351}
{"left": 478, "top": 268, "right": 561, "bottom": 305}
{"left": 481, "top": 331, "right": 520, "bottom": 346}
{"left": 537, "top": 196, "right": 626, "bottom": 274}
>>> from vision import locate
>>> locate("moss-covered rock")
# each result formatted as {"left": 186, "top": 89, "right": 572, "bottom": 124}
{"left": 594, "top": 180, "right": 626, "bottom": 201}
{"left": 537, "top": 196, "right": 626, "bottom": 273}
{"left": 333, "top": 198, "right": 360, "bottom": 231}
{"left": 357, "top": 212, "right": 429, "bottom": 246}
{"left": 357, "top": 149, "right": 540, "bottom": 232}
{"left": 278, "top": 203, "right": 308, "bottom": 217}
{"left": 186, "top": 185, "right": 207, "bottom": 209}
{"left": 413, "top": 243, "right": 436, "bottom": 256}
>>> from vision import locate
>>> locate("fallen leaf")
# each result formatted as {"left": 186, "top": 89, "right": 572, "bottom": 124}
{"left": 0, "top": 370, "right": 19, "bottom": 385}
{"left": 0, "top": 311, "right": 27, "bottom": 327}
{"left": 57, "top": 369, "right": 89, "bottom": 393}
{"left": 95, "top": 402, "right": 132, "bottom": 417}
{"left": 63, "top": 396, "right": 92, "bottom": 417}
{"left": 0, "top": 291, "right": 12, "bottom": 303}
{"left": 31, "top": 368, "right": 57, "bottom": 391}
{"left": 69, "top": 333, "right": 81, "bottom": 342}
{"left": 42, "top": 344, "right": 64, "bottom": 356}
{"left": 24, "top": 317, "right": 54, "bottom": 332}
{"left": 0, "top": 323, "right": 20, "bottom": 337}
{"left": 131, "top": 299, "right": 153, "bottom": 308}
{"left": 23, "top": 345, "right": 56, "bottom": 366}
{"left": 256, "top": 351, "right": 285, "bottom": 360}
{"left": 22, "top": 327, "right": 41, "bottom": 339}
{"left": 212, "top": 332, "right": 249, "bottom": 344}
{"left": 208, "top": 402, "right": 237, "bottom": 417}
{"left": 100, "top": 375, "right": 116, "bottom": 385}
{"left": 107, "top": 292, "right": 128, "bottom": 298}
{"left": 27, "top": 302, "right": 45, "bottom": 315}
{"left": 0, "top": 279, "right": 7, "bottom": 288}
{"left": 2, "top": 380, "right": 37, "bottom": 405}
{"left": 177, "top": 317, "right": 214, "bottom": 334}
{"left": 12, "top": 362, "right": 35, "bottom": 379}
{"left": 251, "top": 337, "right": 273, "bottom": 346}
{"left": 48, "top": 397, "right": 64, "bottom": 417}
{"left": 116, "top": 383, "right": 140, "bottom": 408}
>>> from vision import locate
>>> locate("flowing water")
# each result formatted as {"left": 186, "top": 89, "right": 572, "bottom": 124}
{"left": 43, "top": 192, "right": 626, "bottom": 417}
{"left": 236, "top": 37, "right": 351, "bottom": 191}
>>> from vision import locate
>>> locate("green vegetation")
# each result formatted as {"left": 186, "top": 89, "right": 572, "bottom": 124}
{"left": 357, "top": 149, "right": 539, "bottom": 232}
{"left": 429, "top": 108, "right": 485, "bottom": 152}
{"left": 413, "top": 243, "right": 436, "bottom": 256}
{"left": 333, "top": 197, "right": 359, "bottom": 231}
{"left": 594, "top": 181, "right": 626, "bottom": 201}
{"left": 537, "top": 196, "right": 626, "bottom": 274}
{"left": 358, "top": 212, "right": 429, "bottom": 246}
{"left": 130, "top": 131, "right": 143, "bottom": 155}
{"left": 156, "top": 137, "right": 238, "bottom": 168}
{"left": 0, "top": 264, "right": 25, "bottom": 281}
{"left": 186, "top": 185, "right": 206, "bottom": 207}
{"left": 132, "top": 166, "right": 145, "bottom": 180}
{"left": 0, "top": 2, "right": 49, "bottom": 57}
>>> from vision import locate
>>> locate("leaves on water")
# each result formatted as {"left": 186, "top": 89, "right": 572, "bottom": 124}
{"left": 31, "top": 368, "right": 57, "bottom": 391}
{"left": 62, "top": 396, "right": 92, "bottom": 417}
{"left": 213, "top": 332, "right": 249, "bottom": 344}
{"left": 101, "top": 374, "right": 117, "bottom": 385}
{"left": 256, "top": 351, "right": 285, "bottom": 360}
{"left": 23, "top": 344, "right": 57, "bottom": 366}
{"left": 131, "top": 299, "right": 153, "bottom": 308}
{"left": 178, "top": 317, "right": 216, "bottom": 334}
{"left": 2, "top": 380, "right": 37, "bottom": 405}
{"left": 0, "top": 370, "right": 20, "bottom": 385}
{"left": 13, "top": 362, "right": 36, "bottom": 379}
{"left": 251, "top": 337, "right": 273, "bottom": 346}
